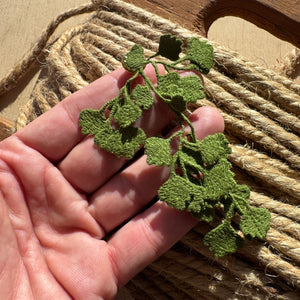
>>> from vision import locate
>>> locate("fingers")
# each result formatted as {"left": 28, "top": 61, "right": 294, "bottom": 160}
{"left": 105, "top": 107, "right": 224, "bottom": 286}
{"left": 108, "top": 201, "right": 198, "bottom": 287}
{"left": 14, "top": 67, "right": 158, "bottom": 162}
{"left": 58, "top": 97, "right": 174, "bottom": 194}
{"left": 57, "top": 69, "right": 216, "bottom": 195}
{"left": 57, "top": 64, "right": 174, "bottom": 194}
{"left": 88, "top": 106, "right": 224, "bottom": 234}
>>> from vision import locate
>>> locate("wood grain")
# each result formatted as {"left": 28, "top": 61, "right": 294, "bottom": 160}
{"left": 125, "top": 0, "right": 300, "bottom": 47}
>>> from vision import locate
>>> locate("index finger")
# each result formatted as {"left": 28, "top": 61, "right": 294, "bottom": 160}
{"left": 14, "top": 68, "right": 146, "bottom": 162}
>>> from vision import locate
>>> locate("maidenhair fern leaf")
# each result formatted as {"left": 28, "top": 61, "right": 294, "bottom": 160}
{"left": 228, "top": 184, "right": 250, "bottom": 214}
{"left": 145, "top": 137, "right": 172, "bottom": 167}
{"left": 240, "top": 207, "right": 271, "bottom": 240}
{"left": 204, "top": 222, "right": 244, "bottom": 257}
{"left": 157, "top": 73, "right": 205, "bottom": 112}
{"left": 191, "top": 205, "right": 215, "bottom": 223}
{"left": 199, "top": 133, "right": 232, "bottom": 166}
{"left": 94, "top": 125, "right": 146, "bottom": 159}
{"left": 158, "top": 34, "right": 183, "bottom": 61}
{"left": 202, "top": 158, "right": 236, "bottom": 201}
{"left": 79, "top": 108, "right": 106, "bottom": 136}
{"left": 157, "top": 72, "right": 181, "bottom": 97}
{"left": 158, "top": 175, "right": 194, "bottom": 210}
{"left": 79, "top": 34, "right": 270, "bottom": 258}
{"left": 186, "top": 38, "right": 214, "bottom": 74}
{"left": 122, "top": 44, "right": 146, "bottom": 73}
{"left": 178, "top": 75, "right": 205, "bottom": 103}
{"left": 114, "top": 103, "right": 142, "bottom": 127}
{"left": 131, "top": 84, "right": 154, "bottom": 109}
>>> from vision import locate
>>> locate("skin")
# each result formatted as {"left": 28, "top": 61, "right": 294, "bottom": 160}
{"left": 0, "top": 67, "right": 224, "bottom": 300}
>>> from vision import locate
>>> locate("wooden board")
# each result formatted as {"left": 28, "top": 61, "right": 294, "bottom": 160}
{"left": 0, "top": 0, "right": 299, "bottom": 138}
{"left": 125, "top": 0, "right": 300, "bottom": 47}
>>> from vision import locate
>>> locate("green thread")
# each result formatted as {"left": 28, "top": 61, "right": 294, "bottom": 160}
{"left": 79, "top": 34, "right": 270, "bottom": 257}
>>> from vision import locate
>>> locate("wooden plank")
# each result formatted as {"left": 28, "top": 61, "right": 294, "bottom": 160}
{"left": 125, "top": 0, "right": 300, "bottom": 47}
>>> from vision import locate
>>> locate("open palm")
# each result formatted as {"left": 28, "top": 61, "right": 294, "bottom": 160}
{"left": 0, "top": 67, "right": 224, "bottom": 299}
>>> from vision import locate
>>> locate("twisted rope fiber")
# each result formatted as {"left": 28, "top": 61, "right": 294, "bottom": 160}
{"left": 129, "top": 271, "right": 173, "bottom": 300}
{"left": 229, "top": 145, "right": 300, "bottom": 200}
{"left": 232, "top": 50, "right": 300, "bottom": 96}
{"left": 212, "top": 55, "right": 300, "bottom": 115}
{"left": 232, "top": 146, "right": 300, "bottom": 181}
{"left": 132, "top": 269, "right": 198, "bottom": 300}
{"left": 278, "top": 48, "right": 300, "bottom": 79}
{"left": 181, "top": 232, "right": 300, "bottom": 300}
{"left": 197, "top": 98, "right": 300, "bottom": 170}
{"left": 124, "top": 280, "right": 158, "bottom": 300}
{"left": 179, "top": 232, "right": 286, "bottom": 297}
{"left": 204, "top": 78, "right": 300, "bottom": 154}
{"left": 249, "top": 192, "right": 300, "bottom": 222}
{"left": 92, "top": 0, "right": 300, "bottom": 113}
{"left": 183, "top": 229, "right": 300, "bottom": 297}
{"left": 150, "top": 250, "right": 272, "bottom": 300}
{"left": 0, "top": 2, "right": 96, "bottom": 97}
{"left": 192, "top": 223, "right": 300, "bottom": 288}
{"left": 149, "top": 264, "right": 233, "bottom": 300}
{"left": 1, "top": 0, "right": 299, "bottom": 298}
{"left": 206, "top": 69, "right": 300, "bottom": 134}
{"left": 70, "top": 36, "right": 105, "bottom": 81}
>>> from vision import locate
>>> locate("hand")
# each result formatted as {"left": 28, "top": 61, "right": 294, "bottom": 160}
{"left": 0, "top": 67, "right": 224, "bottom": 300}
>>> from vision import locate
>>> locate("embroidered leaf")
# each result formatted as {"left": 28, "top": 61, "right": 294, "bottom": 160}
{"left": 199, "top": 133, "right": 232, "bottom": 166}
{"left": 202, "top": 158, "right": 236, "bottom": 201}
{"left": 187, "top": 191, "right": 204, "bottom": 214}
{"left": 181, "top": 140, "right": 203, "bottom": 167}
{"left": 179, "top": 75, "right": 205, "bottom": 102}
{"left": 186, "top": 38, "right": 214, "bottom": 74}
{"left": 240, "top": 207, "right": 271, "bottom": 240}
{"left": 79, "top": 34, "right": 270, "bottom": 258}
{"left": 79, "top": 108, "right": 106, "bottom": 136}
{"left": 114, "top": 102, "right": 142, "bottom": 127}
{"left": 204, "top": 222, "right": 244, "bottom": 257}
{"left": 145, "top": 137, "right": 172, "bottom": 167}
{"left": 122, "top": 44, "right": 146, "bottom": 73}
{"left": 131, "top": 84, "right": 154, "bottom": 109}
{"left": 157, "top": 73, "right": 204, "bottom": 111}
{"left": 94, "top": 125, "right": 146, "bottom": 159}
{"left": 192, "top": 206, "right": 215, "bottom": 222}
{"left": 180, "top": 148, "right": 202, "bottom": 171}
{"left": 158, "top": 34, "right": 183, "bottom": 61}
{"left": 169, "top": 95, "right": 187, "bottom": 112}
{"left": 157, "top": 72, "right": 180, "bottom": 97}
{"left": 187, "top": 191, "right": 216, "bottom": 222}
{"left": 158, "top": 175, "right": 194, "bottom": 210}
{"left": 228, "top": 184, "right": 250, "bottom": 214}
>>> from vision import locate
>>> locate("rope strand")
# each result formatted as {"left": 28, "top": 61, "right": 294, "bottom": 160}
{"left": 0, "top": 2, "right": 95, "bottom": 97}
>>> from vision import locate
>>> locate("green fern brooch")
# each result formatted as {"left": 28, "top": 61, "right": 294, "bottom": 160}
{"left": 79, "top": 34, "right": 270, "bottom": 257}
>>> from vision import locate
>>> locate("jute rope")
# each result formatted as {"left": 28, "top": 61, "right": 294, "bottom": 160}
{"left": 0, "top": 2, "right": 96, "bottom": 97}
{"left": 1, "top": 0, "right": 299, "bottom": 298}
{"left": 277, "top": 48, "right": 300, "bottom": 79}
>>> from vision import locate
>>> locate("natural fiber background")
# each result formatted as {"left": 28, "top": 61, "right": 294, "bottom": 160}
{"left": 2, "top": 0, "right": 300, "bottom": 299}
